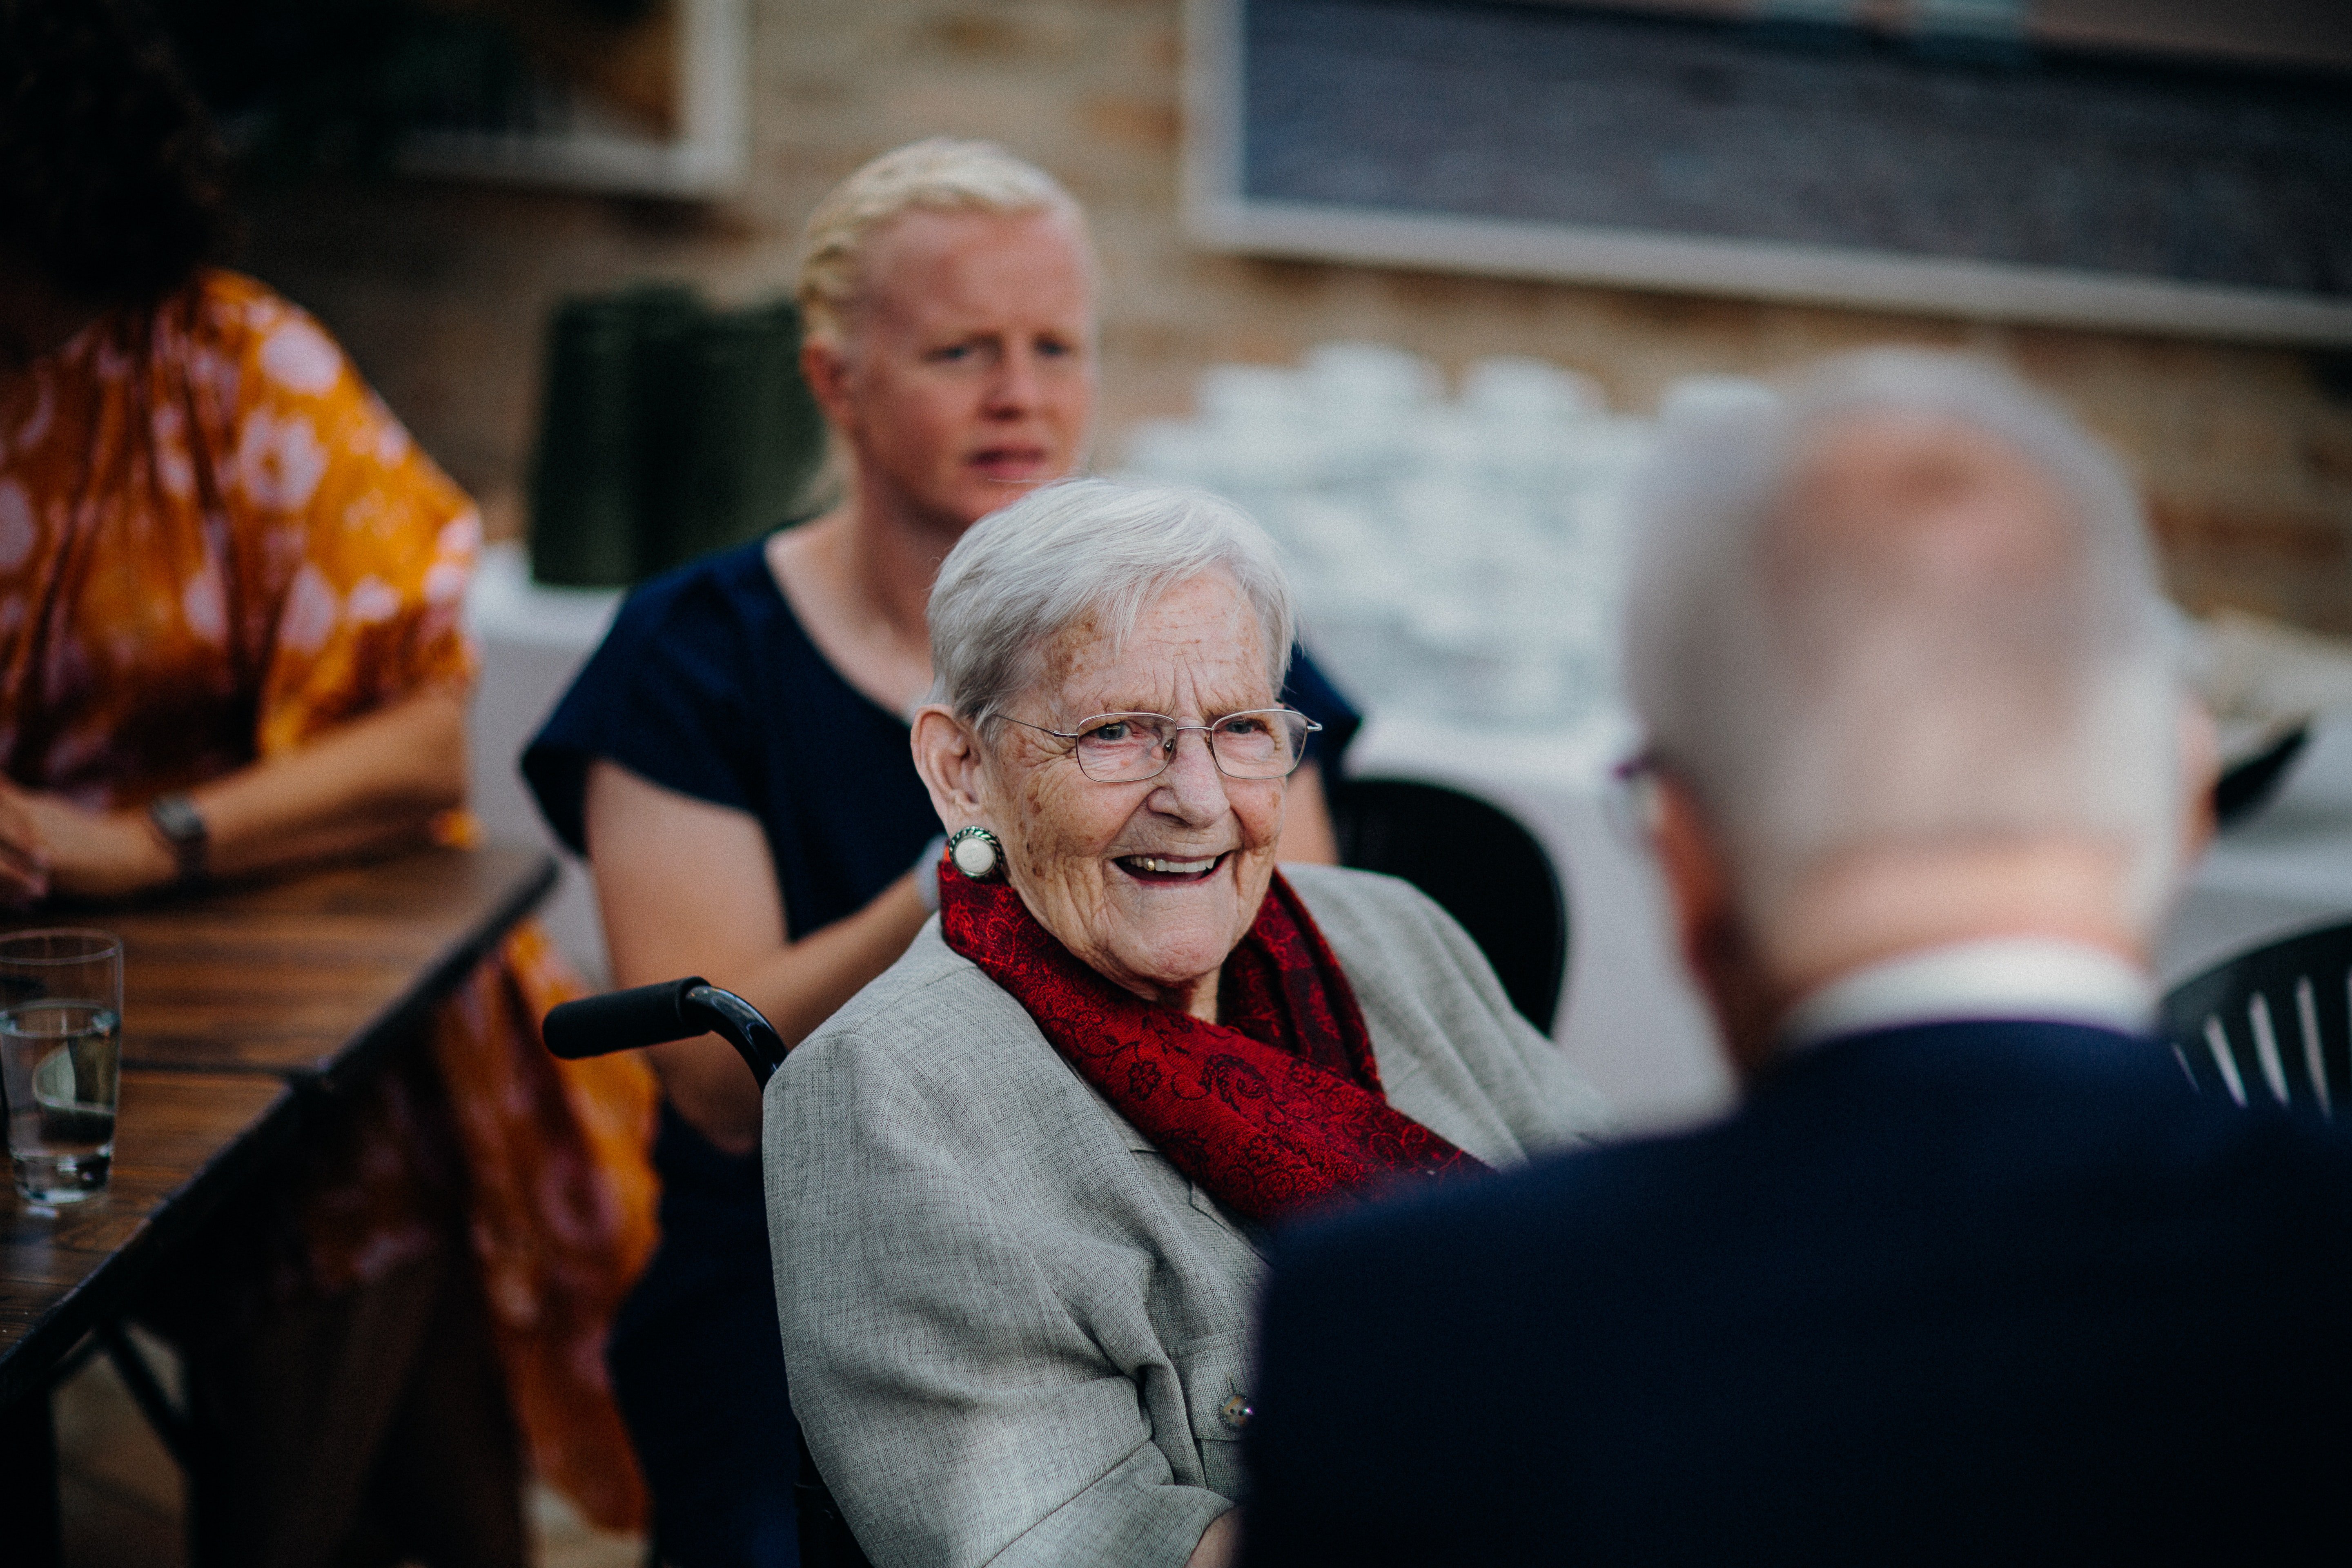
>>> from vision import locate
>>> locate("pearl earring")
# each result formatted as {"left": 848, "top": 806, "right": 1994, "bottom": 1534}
{"left": 947, "top": 825, "right": 1003, "bottom": 880}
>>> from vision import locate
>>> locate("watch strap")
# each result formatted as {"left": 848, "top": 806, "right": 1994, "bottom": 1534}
{"left": 147, "top": 793, "right": 209, "bottom": 885}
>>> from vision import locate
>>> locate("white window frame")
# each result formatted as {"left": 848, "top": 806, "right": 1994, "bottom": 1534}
{"left": 1180, "top": 0, "right": 2352, "bottom": 347}
{"left": 399, "top": 0, "right": 749, "bottom": 199}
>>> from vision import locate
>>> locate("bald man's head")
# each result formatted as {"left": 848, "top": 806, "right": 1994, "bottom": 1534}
{"left": 1624, "top": 351, "right": 2184, "bottom": 945}
{"left": 1772, "top": 410, "right": 2076, "bottom": 601}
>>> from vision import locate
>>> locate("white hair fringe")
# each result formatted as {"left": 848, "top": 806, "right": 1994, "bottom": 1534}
{"left": 927, "top": 479, "right": 1297, "bottom": 728}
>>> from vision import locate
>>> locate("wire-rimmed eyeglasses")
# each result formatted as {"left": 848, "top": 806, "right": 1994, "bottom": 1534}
{"left": 996, "top": 709, "right": 1323, "bottom": 783}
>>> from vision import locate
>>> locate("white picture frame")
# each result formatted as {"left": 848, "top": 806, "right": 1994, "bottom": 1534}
{"left": 1181, "top": 0, "right": 2352, "bottom": 347}
{"left": 399, "top": 0, "right": 749, "bottom": 200}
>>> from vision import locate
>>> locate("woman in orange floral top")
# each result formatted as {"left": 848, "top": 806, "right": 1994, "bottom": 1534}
{"left": 0, "top": 5, "right": 656, "bottom": 1563}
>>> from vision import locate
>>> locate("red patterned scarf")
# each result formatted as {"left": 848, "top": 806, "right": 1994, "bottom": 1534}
{"left": 939, "top": 863, "right": 1485, "bottom": 1225}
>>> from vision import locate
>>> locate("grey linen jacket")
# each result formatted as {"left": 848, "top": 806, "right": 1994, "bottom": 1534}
{"left": 764, "top": 863, "right": 1610, "bottom": 1568}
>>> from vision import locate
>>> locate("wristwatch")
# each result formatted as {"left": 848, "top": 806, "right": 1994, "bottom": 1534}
{"left": 147, "top": 793, "right": 209, "bottom": 886}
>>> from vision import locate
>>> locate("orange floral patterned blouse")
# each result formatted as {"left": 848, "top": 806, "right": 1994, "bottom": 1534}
{"left": 0, "top": 270, "right": 657, "bottom": 1531}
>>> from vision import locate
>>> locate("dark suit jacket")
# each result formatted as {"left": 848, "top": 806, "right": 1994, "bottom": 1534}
{"left": 1243, "top": 1020, "right": 2352, "bottom": 1566}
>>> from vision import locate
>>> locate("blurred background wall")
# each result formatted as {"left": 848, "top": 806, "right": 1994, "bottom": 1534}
{"left": 220, "top": 0, "right": 2352, "bottom": 633}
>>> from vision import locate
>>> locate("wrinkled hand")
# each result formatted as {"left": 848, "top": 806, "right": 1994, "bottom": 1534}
{"left": 0, "top": 780, "right": 174, "bottom": 906}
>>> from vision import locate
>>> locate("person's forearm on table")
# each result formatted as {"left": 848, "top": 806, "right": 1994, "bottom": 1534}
{"left": 192, "top": 687, "right": 470, "bottom": 880}
{"left": 0, "top": 688, "right": 468, "bottom": 901}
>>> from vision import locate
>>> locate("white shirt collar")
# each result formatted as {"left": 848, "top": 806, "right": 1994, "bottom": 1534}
{"left": 1779, "top": 938, "right": 2157, "bottom": 1053}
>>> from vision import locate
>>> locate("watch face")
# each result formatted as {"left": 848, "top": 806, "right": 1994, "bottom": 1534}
{"left": 149, "top": 795, "right": 208, "bottom": 884}
{"left": 151, "top": 795, "right": 206, "bottom": 846}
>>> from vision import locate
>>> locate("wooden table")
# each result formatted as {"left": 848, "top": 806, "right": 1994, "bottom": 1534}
{"left": 109, "top": 844, "right": 559, "bottom": 1089}
{"left": 0, "top": 844, "right": 557, "bottom": 1531}
{"left": 0, "top": 1072, "right": 296, "bottom": 1410}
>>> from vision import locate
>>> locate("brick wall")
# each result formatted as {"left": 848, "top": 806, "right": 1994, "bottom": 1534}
{"left": 234, "top": 0, "right": 2352, "bottom": 633}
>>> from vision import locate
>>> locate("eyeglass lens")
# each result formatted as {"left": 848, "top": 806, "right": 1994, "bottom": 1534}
{"left": 1072, "top": 712, "right": 1311, "bottom": 782}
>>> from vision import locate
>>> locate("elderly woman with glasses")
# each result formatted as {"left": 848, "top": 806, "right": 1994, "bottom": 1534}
{"left": 766, "top": 479, "right": 1610, "bottom": 1568}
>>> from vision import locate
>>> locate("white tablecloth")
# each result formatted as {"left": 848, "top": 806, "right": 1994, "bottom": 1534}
{"left": 465, "top": 543, "right": 622, "bottom": 983}
{"left": 465, "top": 540, "right": 2352, "bottom": 1129}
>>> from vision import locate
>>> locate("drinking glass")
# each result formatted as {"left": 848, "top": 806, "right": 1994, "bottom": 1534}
{"left": 0, "top": 929, "right": 123, "bottom": 1204}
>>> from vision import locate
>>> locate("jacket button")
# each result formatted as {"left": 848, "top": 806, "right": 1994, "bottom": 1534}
{"left": 1220, "top": 1395, "right": 1253, "bottom": 1431}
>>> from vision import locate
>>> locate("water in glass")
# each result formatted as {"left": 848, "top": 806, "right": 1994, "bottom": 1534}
{"left": 2, "top": 998, "right": 120, "bottom": 1203}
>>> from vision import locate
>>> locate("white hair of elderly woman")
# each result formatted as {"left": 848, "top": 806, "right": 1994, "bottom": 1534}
{"left": 928, "top": 478, "right": 1298, "bottom": 727}
{"left": 795, "top": 137, "right": 1088, "bottom": 349}
{"left": 1623, "top": 347, "right": 2185, "bottom": 934}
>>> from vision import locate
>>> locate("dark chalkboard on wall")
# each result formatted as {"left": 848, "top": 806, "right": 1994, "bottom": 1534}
{"left": 1182, "top": 0, "right": 2352, "bottom": 343}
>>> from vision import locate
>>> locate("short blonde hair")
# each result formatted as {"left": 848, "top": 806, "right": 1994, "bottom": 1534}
{"left": 795, "top": 138, "right": 1087, "bottom": 347}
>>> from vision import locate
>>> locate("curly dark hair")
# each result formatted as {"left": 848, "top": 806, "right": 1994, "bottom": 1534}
{"left": 0, "top": 0, "right": 230, "bottom": 304}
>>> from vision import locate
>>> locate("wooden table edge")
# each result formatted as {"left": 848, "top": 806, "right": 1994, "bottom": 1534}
{"left": 0, "top": 844, "right": 559, "bottom": 1406}
{"left": 116, "top": 847, "right": 559, "bottom": 1087}
{"left": 0, "top": 1078, "right": 302, "bottom": 1410}
{"left": 309, "top": 847, "right": 557, "bottom": 1093}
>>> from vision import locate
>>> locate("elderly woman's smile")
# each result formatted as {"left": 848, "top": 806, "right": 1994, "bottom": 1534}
{"left": 1119, "top": 854, "right": 1222, "bottom": 881}
{"left": 987, "top": 572, "right": 1285, "bottom": 1018}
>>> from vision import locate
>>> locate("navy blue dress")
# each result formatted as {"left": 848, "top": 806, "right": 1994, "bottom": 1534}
{"left": 522, "top": 538, "right": 1359, "bottom": 1568}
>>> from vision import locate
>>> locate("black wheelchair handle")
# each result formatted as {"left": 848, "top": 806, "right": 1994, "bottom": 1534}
{"left": 543, "top": 976, "right": 788, "bottom": 1088}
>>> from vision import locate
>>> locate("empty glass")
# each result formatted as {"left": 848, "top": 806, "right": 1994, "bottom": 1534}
{"left": 0, "top": 929, "right": 123, "bottom": 1204}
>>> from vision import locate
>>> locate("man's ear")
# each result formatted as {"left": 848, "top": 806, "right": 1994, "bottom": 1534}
{"left": 911, "top": 705, "right": 989, "bottom": 830}
{"left": 1650, "top": 775, "right": 1780, "bottom": 1080}
{"left": 1651, "top": 775, "right": 1733, "bottom": 980}
{"left": 2178, "top": 697, "right": 2221, "bottom": 870}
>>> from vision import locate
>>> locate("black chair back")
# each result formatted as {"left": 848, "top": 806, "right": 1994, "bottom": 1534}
{"left": 2158, "top": 918, "right": 2352, "bottom": 1118}
{"left": 1327, "top": 777, "right": 1568, "bottom": 1030}
{"left": 2214, "top": 720, "right": 2310, "bottom": 829}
